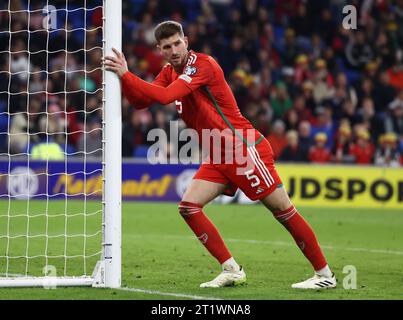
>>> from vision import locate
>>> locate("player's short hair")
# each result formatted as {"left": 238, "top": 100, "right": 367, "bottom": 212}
{"left": 154, "top": 21, "right": 184, "bottom": 43}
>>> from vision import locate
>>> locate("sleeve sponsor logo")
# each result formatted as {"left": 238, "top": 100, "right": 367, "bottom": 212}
{"left": 179, "top": 74, "right": 192, "bottom": 83}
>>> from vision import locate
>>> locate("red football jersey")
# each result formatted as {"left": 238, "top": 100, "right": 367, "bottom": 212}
{"left": 152, "top": 50, "right": 261, "bottom": 145}
{"left": 349, "top": 143, "right": 375, "bottom": 164}
{"left": 308, "top": 146, "right": 331, "bottom": 163}
{"left": 121, "top": 50, "right": 282, "bottom": 199}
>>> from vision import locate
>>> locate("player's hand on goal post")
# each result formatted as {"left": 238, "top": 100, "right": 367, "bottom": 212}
{"left": 104, "top": 48, "right": 128, "bottom": 78}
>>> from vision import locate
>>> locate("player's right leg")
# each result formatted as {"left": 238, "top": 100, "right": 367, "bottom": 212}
{"left": 260, "top": 186, "right": 337, "bottom": 289}
{"left": 179, "top": 164, "right": 246, "bottom": 288}
{"left": 226, "top": 138, "right": 336, "bottom": 289}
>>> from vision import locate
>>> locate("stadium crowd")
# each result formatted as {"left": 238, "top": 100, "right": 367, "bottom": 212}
{"left": 0, "top": 0, "right": 402, "bottom": 166}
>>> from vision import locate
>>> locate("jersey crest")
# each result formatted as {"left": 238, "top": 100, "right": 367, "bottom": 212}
{"left": 184, "top": 65, "right": 197, "bottom": 76}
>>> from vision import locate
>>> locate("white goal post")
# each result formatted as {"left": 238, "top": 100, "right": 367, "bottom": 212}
{"left": 0, "top": 0, "right": 121, "bottom": 288}
{"left": 101, "top": 0, "right": 122, "bottom": 289}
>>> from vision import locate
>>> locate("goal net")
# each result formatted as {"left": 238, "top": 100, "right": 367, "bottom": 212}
{"left": 0, "top": 0, "right": 121, "bottom": 287}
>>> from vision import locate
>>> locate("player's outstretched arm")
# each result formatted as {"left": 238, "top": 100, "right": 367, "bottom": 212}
{"left": 105, "top": 48, "right": 192, "bottom": 105}
{"left": 120, "top": 71, "right": 192, "bottom": 105}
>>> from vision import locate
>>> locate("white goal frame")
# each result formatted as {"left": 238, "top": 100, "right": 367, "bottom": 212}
{"left": 0, "top": 0, "right": 122, "bottom": 288}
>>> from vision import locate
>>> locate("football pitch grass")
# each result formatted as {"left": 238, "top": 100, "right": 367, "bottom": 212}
{"left": 0, "top": 200, "right": 402, "bottom": 300}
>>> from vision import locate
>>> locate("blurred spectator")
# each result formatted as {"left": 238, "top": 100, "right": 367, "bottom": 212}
{"left": 30, "top": 141, "right": 65, "bottom": 160}
{"left": 77, "top": 119, "right": 102, "bottom": 158}
{"left": 277, "top": 28, "right": 299, "bottom": 67}
{"left": 298, "top": 120, "right": 312, "bottom": 155}
{"left": 373, "top": 29, "right": 394, "bottom": 69}
{"left": 311, "top": 59, "right": 334, "bottom": 104}
{"left": 292, "top": 94, "right": 313, "bottom": 122}
{"left": 315, "top": 8, "right": 335, "bottom": 45}
{"left": 266, "top": 119, "right": 287, "bottom": 160}
{"left": 284, "top": 108, "right": 299, "bottom": 131}
{"left": 340, "top": 99, "right": 361, "bottom": 126}
{"left": 310, "top": 33, "right": 324, "bottom": 61}
{"left": 301, "top": 80, "right": 317, "bottom": 112}
{"left": 357, "top": 97, "right": 385, "bottom": 140}
{"left": 254, "top": 107, "right": 272, "bottom": 137}
{"left": 38, "top": 103, "right": 66, "bottom": 146}
{"left": 385, "top": 91, "right": 403, "bottom": 136}
{"left": 334, "top": 72, "right": 358, "bottom": 107}
{"left": 280, "top": 130, "right": 308, "bottom": 162}
{"left": 294, "top": 54, "right": 311, "bottom": 85}
{"left": 9, "top": 112, "right": 29, "bottom": 154}
{"left": 331, "top": 122, "right": 354, "bottom": 164}
{"left": 270, "top": 81, "right": 292, "bottom": 119}
{"left": 387, "top": 58, "right": 403, "bottom": 90}
{"left": 345, "top": 30, "right": 374, "bottom": 70}
{"left": 290, "top": 2, "right": 312, "bottom": 38}
{"left": 374, "top": 133, "right": 401, "bottom": 167}
{"left": 281, "top": 66, "right": 298, "bottom": 97}
{"left": 356, "top": 77, "right": 374, "bottom": 106}
{"left": 30, "top": 118, "right": 65, "bottom": 161}
{"left": 10, "top": 39, "right": 32, "bottom": 82}
{"left": 9, "top": 98, "right": 42, "bottom": 154}
{"left": 373, "top": 71, "right": 396, "bottom": 112}
{"left": 349, "top": 129, "right": 375, "bottom": 164}
{"left": 311, "top": 106, "right": 335, "bottom": 149}
{"left": 122, "top": 108, "right": 152, "bottom": 157}
{"left": 308, "top": 132, "right": 331, "bottom": 163}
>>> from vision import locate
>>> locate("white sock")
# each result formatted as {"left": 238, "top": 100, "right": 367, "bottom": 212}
{"left": 222, "top": 257, "right": 240, "bottom": 272}
{"left": 315, "top": 264, "right": 332, "bottom": 278}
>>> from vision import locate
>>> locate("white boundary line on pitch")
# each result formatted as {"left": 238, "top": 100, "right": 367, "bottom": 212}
{"left": 116, "top": 286, "right": 222, "bottom": 300}
{"left": 129, "top": 234, "right": 403, "bottom": 256}
{"left": 0, "top": 273, "right": 26, "bottom": 277}
{"left": 0, "top": 272, "right": 222, "bottom": 299}
{"left": 226, "top": 238, "right": 403, "bottom": 256}
{"left": 0, "top": 273, "right": 222, "bottom": 300}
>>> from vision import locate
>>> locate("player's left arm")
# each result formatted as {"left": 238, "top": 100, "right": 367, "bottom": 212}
{"left": 128, "top": 56, "right": 215, "bottom": 103}
{"left": 120, "top": 71, "right": 192, "bottom": 105}
{"left": 105, "top": 49, "right": 214, "bottom": 105}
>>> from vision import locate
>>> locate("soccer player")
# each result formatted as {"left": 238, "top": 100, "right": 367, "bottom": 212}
{"left": 104, "top": 21, "right": 337, "bottom": 289}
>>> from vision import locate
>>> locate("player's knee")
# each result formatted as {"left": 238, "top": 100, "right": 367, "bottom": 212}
{"left": 261, "top": 186, "right": 293, "bottom": 214}
{"left": 178, "top": 201, "right": 203, "bottom": 218}
{"left": 270, "top": 201, "right": 293, "bottom": 213}
{"left": 263, "top": 197, "right": 292, "bottom": 215}
{"left": 271, "top": 204, "right": 297, "bottom": 223}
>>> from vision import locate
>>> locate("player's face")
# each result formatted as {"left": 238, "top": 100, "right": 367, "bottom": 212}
{"left": 158, "top": 33, "right": 189, "bottom": 68}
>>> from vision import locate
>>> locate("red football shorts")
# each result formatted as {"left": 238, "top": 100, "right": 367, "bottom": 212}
{"left": 193, "top": 137, "right": 283, "bottom": 201}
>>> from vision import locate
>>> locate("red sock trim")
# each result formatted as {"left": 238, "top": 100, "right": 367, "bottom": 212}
{"left": 274, "top": 205, "right": 295, "bottom": 215}
{"left": 273, "top": 205, "right": 297, "bottom": 222}
{"left": 178, "top": 201, "right": 203, "bottom": 209}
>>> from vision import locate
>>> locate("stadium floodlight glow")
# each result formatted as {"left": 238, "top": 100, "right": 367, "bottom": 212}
{"left": 0, "top": 0, "right": 121, "bottom": 288}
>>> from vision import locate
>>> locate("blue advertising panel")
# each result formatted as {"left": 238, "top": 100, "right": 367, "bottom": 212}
{"left": 0, "top": 160, "right": 199, "bottom": 202}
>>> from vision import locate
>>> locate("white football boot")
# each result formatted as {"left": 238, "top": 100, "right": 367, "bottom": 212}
{"left": 291, "top": 272, "right": 337, "bottom": 289}
{"left": 200, "top": 266, "right": 246, "bottom": 288}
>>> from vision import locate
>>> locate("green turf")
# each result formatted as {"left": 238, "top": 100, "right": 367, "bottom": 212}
{"left": 0, "top": 200, "right": 402, "bottom": 300}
